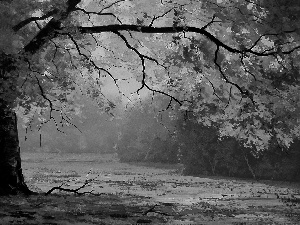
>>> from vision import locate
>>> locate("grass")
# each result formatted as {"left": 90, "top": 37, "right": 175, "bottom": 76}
{"left": 0, "top": 152, "right": 299, "bottom": 224}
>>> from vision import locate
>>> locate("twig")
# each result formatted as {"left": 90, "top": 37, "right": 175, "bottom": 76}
{"left": 142, "top": 204, "right": 171, "bottom": 216}
{"left": 45, "top": 174, "right": 100, "bottom": 196}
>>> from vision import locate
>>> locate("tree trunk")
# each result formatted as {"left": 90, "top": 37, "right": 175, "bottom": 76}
{"left": 243, "top": 151, "right": 256, "bottom": 180}
{"left": 0, "top": 100, "right": 32, "bottom": 195}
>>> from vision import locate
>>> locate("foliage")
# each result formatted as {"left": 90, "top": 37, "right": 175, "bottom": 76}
{"left": 176, "top": 112, "right": 300, "bottom": 181}
{"left": 19, "top": 97, "right": 119, "bottom": 153}
{"left": 160, "top": 0, "right": 300, "bottom": 152}
{"left": 1, "top": 0, "right": 300, "bottom": 171}
{"left": 116, "top": 95, "right": 179, "bottom": 163}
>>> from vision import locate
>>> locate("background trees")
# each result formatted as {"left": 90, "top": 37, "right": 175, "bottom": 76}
{"left": 116, "top": 95, "right": 179, "bottom": 163}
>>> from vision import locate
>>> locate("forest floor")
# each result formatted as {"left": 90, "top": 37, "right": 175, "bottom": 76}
{"left": 0, "top": 152, "right": 299, "bottom": 224}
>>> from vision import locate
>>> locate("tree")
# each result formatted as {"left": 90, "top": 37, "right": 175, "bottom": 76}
{"left": 163, "top": 1, "right": 300, "bottom": 151}
{"left": 1, "top": 0, "right": 300, "bottom": 194}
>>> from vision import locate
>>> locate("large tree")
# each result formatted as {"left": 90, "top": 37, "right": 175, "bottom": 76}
{"left": 1, "top": 0, "right": 300, "bottom": 194}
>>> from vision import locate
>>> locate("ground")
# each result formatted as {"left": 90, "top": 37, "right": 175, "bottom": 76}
{"left": 0, "top": 152, "right": 299, "bottom": 224}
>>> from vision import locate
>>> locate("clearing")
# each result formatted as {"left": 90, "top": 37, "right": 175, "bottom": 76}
{"left": 0, "top": 152, "right": 299, "bottom": 224}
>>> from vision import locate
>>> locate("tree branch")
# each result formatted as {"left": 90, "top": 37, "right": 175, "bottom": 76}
{"left": 74, "top": 7, "right": 122, "bottom": 24}
{"left": 213, "top": 45, "right": 255, "bottom": 104}
{"left": 13, "top": 9, "right": 59, "bottom": 32}
{"left": 99, "top": 0, "right": 126, "bottom": 13}
{"left": 77, "top": 25, "right": 300, "bottom": 57}
{"left": 149, "top": 8, "right": 175, "bottom": 27}
{"left": 45, "top": 180, "right": 91, "bottom": 196}
{"left": 45, "top": 172, "right": 100, "bottom": 196}
{"left": 22, "top": 0, "right": 82, "bottom": 55}
{"left": 112, "top": 31, "right": 182, "bottom": 105}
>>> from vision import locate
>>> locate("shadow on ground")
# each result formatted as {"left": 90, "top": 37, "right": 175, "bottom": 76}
{"left": 0, "top": 152, "right": 299, "bottom": 224}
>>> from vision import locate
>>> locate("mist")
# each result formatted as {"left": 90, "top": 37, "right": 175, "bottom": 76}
{"left": 18, "top": 100, "right": 119, "bottom": 154}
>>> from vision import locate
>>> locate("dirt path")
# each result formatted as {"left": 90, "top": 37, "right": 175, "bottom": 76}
{"left": 0, "top": 152, "right": 299, "bottom": 224}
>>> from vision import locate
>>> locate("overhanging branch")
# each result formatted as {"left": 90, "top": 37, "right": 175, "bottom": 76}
{"left": 13, "top": 9, "right": 59, "bottom": 32}
{"left": 22, "top": 0, "right": 82, "bottom": 55}
{"left": 77, "top": 25, "right": 300, "bottom": 56}
{"left": 112, "top": 30, "right": 182, "bottom": 105}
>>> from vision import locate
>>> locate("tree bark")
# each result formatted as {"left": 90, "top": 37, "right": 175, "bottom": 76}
{"left": 0, "top": 0, "right": 82, "bottom": 196}
{"left": 243, "top": 151, "right": 256, "bottom": 180}
{"left": 0, "top": 100, "right": 32, "bottom": 195}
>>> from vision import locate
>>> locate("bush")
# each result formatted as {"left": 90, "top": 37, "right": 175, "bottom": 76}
{"left": 117, "top": 147, "right": 146, "bottom": 162}
{"left": 144, "top": 137, "right": 179, "bottom": 163}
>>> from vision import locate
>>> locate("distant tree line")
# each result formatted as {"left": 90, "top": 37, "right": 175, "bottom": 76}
{"left": 116, "top": 96, "right": 300, "bottom": 182}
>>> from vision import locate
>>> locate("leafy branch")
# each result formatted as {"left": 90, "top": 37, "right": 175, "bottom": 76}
{"left": 112, "top": 30, "right": 182, "bottom": 105}
{"left": 77, "top": 25, "right": 300, "bottom": 57}
{"left": 14, "top": 0, "right": 299, "bottom": 109}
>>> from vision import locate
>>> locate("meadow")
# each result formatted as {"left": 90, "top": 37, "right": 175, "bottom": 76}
{"left": 0, "top": 152, "right": 299, "bottom": 224}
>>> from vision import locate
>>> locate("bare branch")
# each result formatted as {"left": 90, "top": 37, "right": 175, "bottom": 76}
{"left": 204, "top": 76, "right": 222, "bottom": 101}
{"left": 45, "top": 173, "right": 100, "bottom": 196}
{"left": 66, "top": 0, "right": 82, "bottom": 12}
{"left": 45, "top": 180, "right": 91, "bottom": 196}
{"left": 112, "top": 31, "right": 182, "bottom": 105}
{"left": 249, "top": 30, "right": 297, "bottom": 51}
{"left": 77, "top": 25, "right": 300, "bottom": 57}
{"left": 13, "top": 9, "right": 58, "bottom": 32}
{"left": 22, "top": 0, "right": 82, "bottom": 55}
{"left": 149, "top": 8, "right": 175, "bottom": 27}
{"left": 142, "top": 204, "right": 171, "bottom": 216}
{"left": 99, "top": 0, "right": 126, "bottom": 13}
{"left": 201, "top": 14, "right": 219, "bottom": 30}
{"left": 74, "top": 7, "right": 122, "bottom": 24}
{"left": 213, "top": 45, "right": 255, "bottom": 104}
{"left": 65, "top": 33, "right": 119, "bottom": 86}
